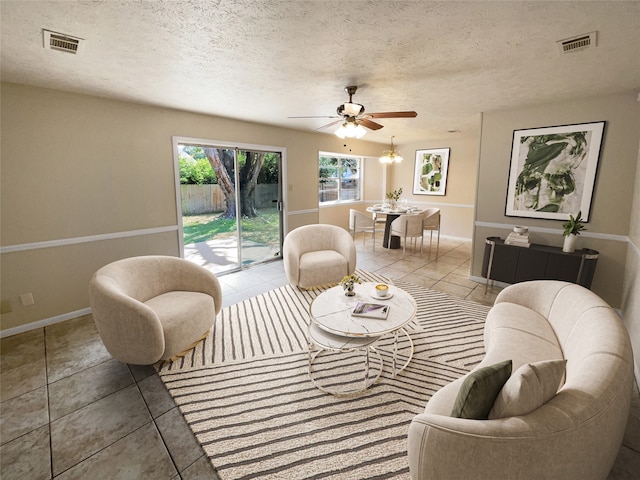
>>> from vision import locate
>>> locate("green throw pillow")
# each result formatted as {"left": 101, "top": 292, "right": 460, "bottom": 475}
{"left": 450, "top": 360, "right": 513, "bottom": 419}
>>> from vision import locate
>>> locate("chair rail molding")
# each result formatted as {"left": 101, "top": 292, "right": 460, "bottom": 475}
{"left": 0, "top": 226, "right": 179, "bottom": 254}
{"left": 474, "top": 221, "right": 629, "bottom": 243}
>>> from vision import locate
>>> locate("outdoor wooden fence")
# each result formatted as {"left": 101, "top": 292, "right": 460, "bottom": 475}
{"left": 181, "top": 184, "right": 278, "bottom": 215}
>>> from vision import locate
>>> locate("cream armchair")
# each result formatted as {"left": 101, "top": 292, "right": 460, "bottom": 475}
{"left": 283, "top": 224, "right": 356, "bottom": 289}
{"left": 89, "top": 255, "right": 222, "bottom": 365}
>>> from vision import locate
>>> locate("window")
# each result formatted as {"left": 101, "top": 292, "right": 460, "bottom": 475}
{"left": 318, "top": 153, "right": 362, "bottom": 204}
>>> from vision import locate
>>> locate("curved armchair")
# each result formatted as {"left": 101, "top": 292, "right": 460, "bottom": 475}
{"left": 390, "top": 214, "right": 425, "bottom": 256}
{"left": 283, "top": 224, "right": 356, "bottom": 289}
{"left": 89, "top": 255, "right": 222, "bottom": 365}
{"left": 349, "top": 209, "right": 377, "bottom": 249}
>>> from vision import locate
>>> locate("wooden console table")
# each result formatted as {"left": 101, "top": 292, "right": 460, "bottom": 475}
{"left": 481, "top": 237, "right": 598, "bottom": 293}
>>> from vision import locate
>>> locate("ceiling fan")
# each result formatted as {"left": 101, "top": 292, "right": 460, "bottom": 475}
{"left": 289, "top": 86, "right": 417, "bottom": 138}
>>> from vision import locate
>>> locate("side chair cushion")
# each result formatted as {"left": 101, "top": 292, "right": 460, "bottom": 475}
{"left": 145, "top": 291, "right": 215, "bottom": 360}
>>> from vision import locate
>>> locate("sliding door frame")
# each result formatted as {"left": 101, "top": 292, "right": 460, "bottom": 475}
{"left": 171, "top": 136, "right": 287, "bottom": 268}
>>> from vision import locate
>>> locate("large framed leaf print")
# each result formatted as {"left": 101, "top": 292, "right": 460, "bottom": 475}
{"left": 505, "top": 121, "right": 605, "bottom": 221}
{"left": 413, "top": 148, "right": 450, "bottom": 195}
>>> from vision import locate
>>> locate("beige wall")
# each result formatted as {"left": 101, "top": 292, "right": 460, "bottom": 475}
{"left": 622, "top": 143, "right": 640, "bottom": 386}
{"left": 320, "top": 134, "right": 481, "bottom": 237}
{"left": 391, "top": 135, "right": 480, "bottom": 239}
{"left": 0, "top": 83, "right": 387, "bottom": 332}
{"left": 472, "top": 92, "right": 640, "bottom": 309}
{"left": 3, "top": 82, "right": 638, "bottom": 346}
{"left": 320, "top": 132, "right": 480, "bottom": 239}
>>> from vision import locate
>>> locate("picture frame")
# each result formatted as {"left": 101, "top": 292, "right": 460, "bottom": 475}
{"left": 505, "top": 121, "right": 605, "bottom": 221}
{"left": 413, "top": 148, "right": 450, "bottom": 195}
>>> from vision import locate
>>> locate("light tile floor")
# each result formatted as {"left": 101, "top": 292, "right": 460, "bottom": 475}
{"left": 1, "top": 235, "right": 638, "bottom": 479}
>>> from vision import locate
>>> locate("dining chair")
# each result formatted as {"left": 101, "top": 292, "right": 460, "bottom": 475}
{"left": 422, "top": 208, "right": 441, "bottom": 257}
{"left": 390, "top": 214, "right": 425, "bottom": 256}
{"left": 370, "top": 204, "right": 387, "bottom": 226}
{"left": 349, "top": 209, "right": 377, "bottom": 249}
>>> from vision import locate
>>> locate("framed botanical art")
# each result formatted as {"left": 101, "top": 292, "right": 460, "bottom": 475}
{"left": 413, "top": 148, "right": 450, "bottom": 195}
{"left": 505, "top": 121, "right": 605, "bottom": 221}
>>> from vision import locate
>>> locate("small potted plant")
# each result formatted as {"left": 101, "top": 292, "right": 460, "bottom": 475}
{"left": 340, "top": 274, "right": 361, "bottom": 296}
{"left": 562, "top": 211, "right": 586, "bottom": 253}
{"left": 385, "top": 187, "right": 403, "bottom": 210}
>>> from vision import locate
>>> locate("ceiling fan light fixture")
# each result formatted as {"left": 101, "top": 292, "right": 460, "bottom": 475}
{"left": 335, "top": 119, "right": 366, "bottom": 139}
{"left": 379, "top": 136, "right": 403, "bottom": 163}
{"left": 354, "top": 124, "right": 366, "bottom": 138}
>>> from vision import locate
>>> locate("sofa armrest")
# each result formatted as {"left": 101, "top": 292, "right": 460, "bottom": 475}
{"left": 408, "top": 403, "right": 622, "bottom": 480}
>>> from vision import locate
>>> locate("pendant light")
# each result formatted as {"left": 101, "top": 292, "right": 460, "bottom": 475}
{"left": 379, "top": 136, "right": 403, "bottom": 163}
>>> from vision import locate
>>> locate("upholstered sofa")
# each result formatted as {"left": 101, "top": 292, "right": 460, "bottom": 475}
{"left": 283, "top": 224, "right": 356, "bottom": 289}
{"left": 89, "top": 255, "right": 221, "bottom": 364}
{"left": 408, "top": 280, "right": 634, "bottom": 480}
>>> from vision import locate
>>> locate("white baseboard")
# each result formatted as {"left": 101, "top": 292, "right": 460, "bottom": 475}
{"left": 0, "top": 307, "right": 91, "bottom": 338}
{"left": 439, "top": 233, "right": 473, "bottom": 242}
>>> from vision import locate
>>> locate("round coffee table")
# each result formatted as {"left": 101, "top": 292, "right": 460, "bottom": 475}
{"left": 307, "top": 282, "right": 417, "bottom": 395}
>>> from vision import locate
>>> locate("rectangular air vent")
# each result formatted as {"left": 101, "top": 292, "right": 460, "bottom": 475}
{"left": 43, "top": 29, "right": 84, "bottom": 54}
{"left": 557, "top": 31, "right": 597, "bottom": 54}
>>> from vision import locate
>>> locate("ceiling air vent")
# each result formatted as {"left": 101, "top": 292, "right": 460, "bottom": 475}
{"left": 557, "top": 31, "right": 597, "bottom": 54}
{"left": 43, "top": 29, "right": 84, "bottom": 55}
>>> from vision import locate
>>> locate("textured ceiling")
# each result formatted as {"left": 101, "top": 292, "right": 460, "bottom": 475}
{"left": 1, "top": 0, "right": 639, "bottom": 144}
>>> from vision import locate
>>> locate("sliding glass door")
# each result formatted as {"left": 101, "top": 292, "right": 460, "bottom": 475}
{"left": 174, "top": 138, "right": 284, "bottom": 275}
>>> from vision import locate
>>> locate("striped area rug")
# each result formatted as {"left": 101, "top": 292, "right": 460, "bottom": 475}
{"left": 158, "top": 271, "right": 489, "bottom": 479}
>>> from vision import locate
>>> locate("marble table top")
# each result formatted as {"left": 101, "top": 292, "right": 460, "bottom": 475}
{"left": 309, "top": 282, "right": 417, "bottom": 339}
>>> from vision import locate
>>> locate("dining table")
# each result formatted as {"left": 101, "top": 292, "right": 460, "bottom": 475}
{"left": 366, "top": 206, "right": 424, "bottom": 249}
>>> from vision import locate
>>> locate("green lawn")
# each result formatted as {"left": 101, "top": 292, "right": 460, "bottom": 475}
{"left": 183, "top": 208, "right": 280, "bottom": 246}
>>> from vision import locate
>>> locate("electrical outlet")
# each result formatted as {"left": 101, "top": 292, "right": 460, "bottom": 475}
{"left": 20, "top": 293, "right": 35, "bottom": 307}
{"left": 0, "top": 299, "right": 13, "bottom": 314}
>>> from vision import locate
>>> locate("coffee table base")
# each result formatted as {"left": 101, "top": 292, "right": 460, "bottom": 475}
{"left": 389, "top": 328, "right": 414, "bottom": 377}
{"left": 308, "top": 346, "right": 383, "bottom": 396}
{"left": 307, "top": 323, "right": 383, "bottom": 396}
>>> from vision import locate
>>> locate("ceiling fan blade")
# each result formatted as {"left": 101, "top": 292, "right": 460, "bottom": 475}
{"left": 315, "top": 119, "right": 343, "bottom": 131}
{"left": 359, "top": 118, "right": 384, "bottom": 130}
{"left": 287, "top": 115, "right": 340, "bottom": 119}
{"left": 366, "top": 111, "right": 418, "bottom": 118}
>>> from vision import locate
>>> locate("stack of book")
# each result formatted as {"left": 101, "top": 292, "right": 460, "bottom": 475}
{"left": 505, "top": 231, "right": 530, "bottom": 247}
